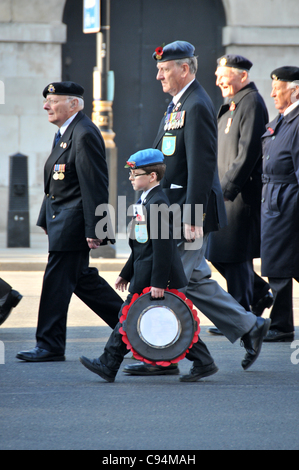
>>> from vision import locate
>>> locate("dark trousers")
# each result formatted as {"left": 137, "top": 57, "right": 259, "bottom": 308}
{"left": 36, "top": 250, "right": 123, "bottom": 354}
{"left": 0, "top": 278, "right": 11, "bottom": 299}
{"left": 212, "top": 261, "right": 270, "bottom": 312}
{"left": 100, "top": 295, "right": 215, "bottom": 373}
{"left": 268, "top": 277, "right": 299, "bottom": 333}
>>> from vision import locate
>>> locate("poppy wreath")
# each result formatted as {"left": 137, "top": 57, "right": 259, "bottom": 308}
{"left": 119, "top": 287, "right": 200, "bottom": 367}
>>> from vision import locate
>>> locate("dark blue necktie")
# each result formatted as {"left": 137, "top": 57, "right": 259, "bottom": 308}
{"left": 54, "top": 130, "right": 61, "bottom": 147}
{"left": 165, "top": 101, "right": 175, "bottom": 121}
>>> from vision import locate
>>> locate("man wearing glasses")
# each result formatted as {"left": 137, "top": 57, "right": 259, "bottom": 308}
{"left": 16, "top": 81, "right": 123, "bottom": 362}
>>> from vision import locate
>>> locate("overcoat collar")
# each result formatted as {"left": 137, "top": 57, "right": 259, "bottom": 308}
{"left": 152, "top": 79, "right": 200, "bottom": 148}
{"left": 44, "top": 111, "right": 84, "bottom": 192}
{"left": 218, "top": 82, "right": 258, "bottom": 119}
{"left": 263, "top": 103, "right": 299, "bottom": 138}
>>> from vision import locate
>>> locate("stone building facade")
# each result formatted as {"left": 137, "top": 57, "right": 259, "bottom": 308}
{"left": 0, "top": 0, "right": 299, "bottom": 233}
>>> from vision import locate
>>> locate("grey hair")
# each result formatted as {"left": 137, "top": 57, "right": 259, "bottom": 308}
{"left": 175, "top": 56, "right": 198, "bottom": 75}
{"left": 66, "top": 95, "right": 84, "bottom": 110}
{"left": 287, "top": 80, "right": 299, "bottom": 90}
{"left": 230, "top": 67, "right": 250, "bottom": 79}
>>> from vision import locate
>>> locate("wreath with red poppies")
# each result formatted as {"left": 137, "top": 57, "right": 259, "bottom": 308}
{"left": 119, "top": 287, "right": 200, "bottom": 367}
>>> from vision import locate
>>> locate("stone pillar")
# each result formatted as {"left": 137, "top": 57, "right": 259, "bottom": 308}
{"left": 0, "top": 0, "right": 67, "bottom": 231}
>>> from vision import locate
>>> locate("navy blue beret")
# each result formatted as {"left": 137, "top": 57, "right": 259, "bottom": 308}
{"left": 217, "top": 54, "right": 253, "bottom": 72}
{"left": 152, "top": 41, "right": 195, "bottom": 62}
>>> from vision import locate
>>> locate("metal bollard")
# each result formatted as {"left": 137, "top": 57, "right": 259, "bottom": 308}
{"left": 7, "top": 153, "right": 30, "bottom": 248}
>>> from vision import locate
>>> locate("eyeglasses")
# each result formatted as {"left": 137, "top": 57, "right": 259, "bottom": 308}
{"left": 43, "top": 98, "right": 70, "bottom": 106}
{"left": 129, "top": 171, "right": 149, "bottom": 179}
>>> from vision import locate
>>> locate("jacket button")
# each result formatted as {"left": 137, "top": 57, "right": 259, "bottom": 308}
{"left": 261, "top": 198, "right": 265, "bottom": 203}
{"left": 51, "top": 196, "right": 55, "bottom": 200}
{"left": 52, "top": 215, "right": 56, "bottom": 219}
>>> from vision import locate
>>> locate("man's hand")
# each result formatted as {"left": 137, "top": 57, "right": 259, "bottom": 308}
{"left": 86, "top": 238, "right": 103, "bottom": 250}
{"left": 150, "top": 287, "right": 165, "bottom": 298}
{"left": 183, "top": 224, "right": 203, "bottom": 242}
{"left": 115, "top": 276, "right": 128, "bottom": 292}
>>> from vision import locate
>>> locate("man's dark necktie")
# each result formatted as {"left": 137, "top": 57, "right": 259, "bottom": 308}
{"left": 54, "top": 130, "right": 61, "bottom": 147}
{"left": 165, "top": 101, "right": 175, "bottom": 121}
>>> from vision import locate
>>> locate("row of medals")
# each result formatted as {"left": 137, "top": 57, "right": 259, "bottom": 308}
{"left": 53, "top": 164, "right": 65, "bottom": 180}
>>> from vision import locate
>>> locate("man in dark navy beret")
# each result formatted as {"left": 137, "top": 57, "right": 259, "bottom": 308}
{"left": 16, "top": 81, "right": 123, "bottom": 362}
{"left": 123, "top": 41, "right": 271, "bottom": 380}
{"left": 261, "top": 66, "right": 299, "bottom": 342}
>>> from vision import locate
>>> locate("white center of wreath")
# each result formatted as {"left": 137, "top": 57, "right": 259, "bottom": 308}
{"left": 138, "top": 306, "right": 181, "bottom": 348}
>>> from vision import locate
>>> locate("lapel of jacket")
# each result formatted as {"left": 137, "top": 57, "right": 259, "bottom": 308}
{"left": 44, "top": 111, "right": 84, "bottom": 192}
{"left": 153, "top": 80, "right": 199, "bottom": 148}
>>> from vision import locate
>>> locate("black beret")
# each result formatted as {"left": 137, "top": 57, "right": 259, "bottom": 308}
{"left": 271, "top": 66, "right": 299, "bottom": 82}
{"left": 43, "top": 81, "right": 84, "bottom": 98}
{"left": 152, "top": 40, "right": 195, "bottom": 62}
{"left": 217, "top": 54, "right": 253, "bottom": 72}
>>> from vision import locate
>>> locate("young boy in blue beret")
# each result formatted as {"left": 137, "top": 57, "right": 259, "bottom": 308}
{"left": 79, "top": 148, "right": 189, "bottom": 382}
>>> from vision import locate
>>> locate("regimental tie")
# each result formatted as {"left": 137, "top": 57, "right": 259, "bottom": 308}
{"left": 54, "top": 130, "right": 61, "bottom": 147}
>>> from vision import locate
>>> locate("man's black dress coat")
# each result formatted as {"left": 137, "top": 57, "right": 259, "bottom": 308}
{"left": 152, "top": 79, "right": 227, "bottom": 234}
{"left": 206, "top": 82, "right": 269, "bottom": 263}
{"left": 261, "top": 105, "right": 299, "bottom": 278}
{"left": 120, "top": 186, "right": 187, "bottom": 295}
{"left": 37, "top": 111, "right": 109, "bottom": 251}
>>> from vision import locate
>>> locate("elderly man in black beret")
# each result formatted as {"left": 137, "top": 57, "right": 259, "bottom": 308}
{"left": 16, "top": 81, "right": 123, "bottom": 362}
{"left": 261, "top": 67, "right": 299, "bottom": 342}
{"left": 206, "top": 54, "right": 273, "bottom": 335}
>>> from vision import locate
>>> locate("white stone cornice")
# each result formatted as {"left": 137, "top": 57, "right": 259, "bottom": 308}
{"left": 0, "top": 22, "right": 67, "bottom": 44}
{"left": 223, "top": 26, "right": 299, "bottom": 46}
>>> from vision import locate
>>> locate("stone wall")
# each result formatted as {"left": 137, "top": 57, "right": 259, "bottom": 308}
{"left": 0, "top": 0, "right": 299, "bottom": 232}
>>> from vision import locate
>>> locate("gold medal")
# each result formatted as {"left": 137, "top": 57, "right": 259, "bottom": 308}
{"left": 58, "top": 172, "right": 65, "bottom": 180}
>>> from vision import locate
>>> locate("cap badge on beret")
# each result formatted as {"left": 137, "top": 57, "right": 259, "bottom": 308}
{"left": 155, "top": 45, "right": 164, "bottom": 61}
{"left": 219, "top": 57, "right": 227, "bottom": 66}
{"left": 48, "top": 84, "right": 56, "bottom": 93}
{"left": 126, "top": 161, "right": 136, "bottom": 169}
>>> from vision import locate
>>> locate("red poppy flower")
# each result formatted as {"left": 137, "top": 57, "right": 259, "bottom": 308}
{"left": 229, "top": 102, "right": 236, "bottom": 112}
{"left": 155, "top": 47, "right": 164, "bottom": 59}
{"left": 268, "top": 127, "right": 274, "bottom": 135}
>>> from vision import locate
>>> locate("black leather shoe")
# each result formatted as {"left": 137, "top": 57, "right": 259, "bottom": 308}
{"left": 251, "top": 291, "right": 274, "bottom": 316}
{"left": 0, "top": 290, "right": 22, "bottom": 326}
{"left": 179, "top": 362, "right": 219, "bottom": 382}
{"left": 16, "top": 346, "right": 65, "bottom": 362}
{"left": 241, "top": 317, "right": 271, "bottom": 370}
{"left": 263, "top": 329, "right": 294, "bottom": 342}
{"left": 123, "top": 362, "right": 179, "bottom": 376}
{"left": 79, "top": 356, "right": 116, "bottom": 382}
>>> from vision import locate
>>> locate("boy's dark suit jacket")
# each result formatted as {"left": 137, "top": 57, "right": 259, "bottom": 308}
{"left": 153, "top": 79, "right": 227, "bottom": 233}
{"left": 37, "top": 111, "right": 109, "bottom": 251}
{"left": 120, "top": 185, "right": 187, "bottom": 294}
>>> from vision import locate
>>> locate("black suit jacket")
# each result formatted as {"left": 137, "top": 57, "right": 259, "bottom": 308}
{"left": 153, "top": 79, "right": 227, "bottom": 233}
{"left": 37, "top": 111, "right": 109, "bottom": 251}
{"left": 120, "top": 186, "right": 187, "bottom": 294}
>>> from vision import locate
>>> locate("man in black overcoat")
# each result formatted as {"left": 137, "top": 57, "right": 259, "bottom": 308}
{"left": 16, "top": 82, "right": 123, "bottom": 362}
{"left": 206, "top": 55, "right": 272, "bottom": 335}
{"left": 261, "top": 67, "right": 299, "bottom": 342}
{"left": 123, "top": 41, "right": 271, "bottom": 379}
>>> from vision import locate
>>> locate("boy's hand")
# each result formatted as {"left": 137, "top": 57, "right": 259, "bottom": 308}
{"left": 115, "top": 276, "right": 128, "bottom": 292}
{"left": 150, "top": 287, "right": 165, "bottom": 298}
{"left": 183, "top": 224, "right": 203, "bottom": 242}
